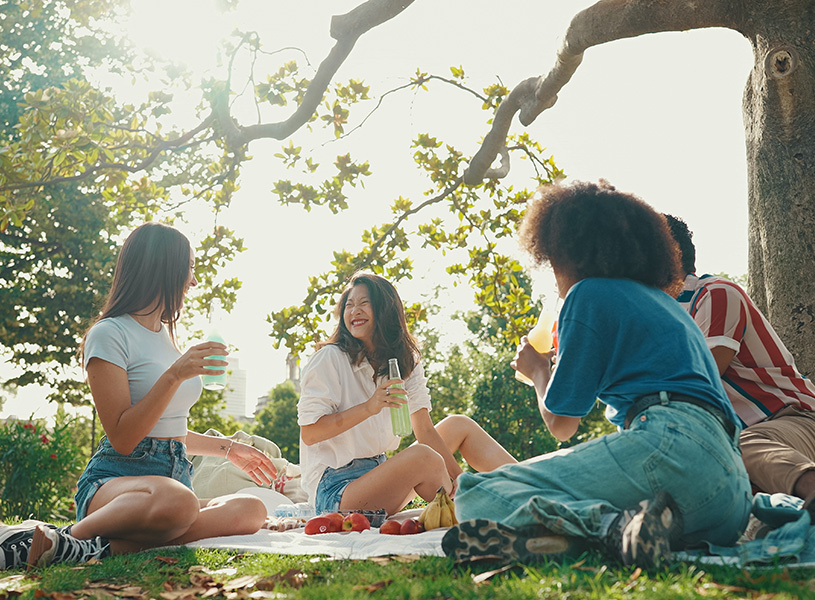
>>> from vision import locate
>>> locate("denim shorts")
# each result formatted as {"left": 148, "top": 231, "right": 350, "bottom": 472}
{"left": 74, "top": 436, "right": 194, "bottom": 521}
{"left": 315, "top": 454, "right": 386, "bottom": 514}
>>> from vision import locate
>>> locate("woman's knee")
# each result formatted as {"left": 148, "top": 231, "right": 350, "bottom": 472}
{"left": 148, "top": 483, "right": 201, "bottom": 529}
{"left": 210, "top": 495, "right": 267, "bottom": 533}
{"left": 404, "top": 443, "right": 446, "bottom": 468}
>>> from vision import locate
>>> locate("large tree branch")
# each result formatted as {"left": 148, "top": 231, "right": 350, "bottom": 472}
{"left": 464, "top": 0, "right": 744, "bottom": 184}
{"left": 216, "top": 0, "right": 415, "bottom": 147}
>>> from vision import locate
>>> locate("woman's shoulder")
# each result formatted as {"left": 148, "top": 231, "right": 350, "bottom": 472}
{"left": 302, "top": 344, "right": 350, "bottom": 371}
{"left": 87, "top": 315, "right": 130, "bottom": 339}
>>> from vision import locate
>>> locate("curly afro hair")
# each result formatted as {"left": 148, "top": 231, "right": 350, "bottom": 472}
{"left": 518, "top": 180, "right": 683, "bottom": 293}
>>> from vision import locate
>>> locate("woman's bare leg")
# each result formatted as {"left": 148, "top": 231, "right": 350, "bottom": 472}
{"left": 168, "top": 494, "right": 267, "bottom": 545}
{"left": 70, "top": 476, "right": 201, "bottom": 553}
{"left": 339, "top": 444, "right": 451, "bottom": 515}
{"left": 436, "top": 415, "right": 517, "bottom": 471}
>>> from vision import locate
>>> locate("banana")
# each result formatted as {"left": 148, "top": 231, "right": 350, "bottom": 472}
{"left": 423, "top": 498, "right": 442, "bottom": 530}
{"left": 443, "top": 493, "right": 458, "bottom": 525}
{"left": 419, "top": 486, "right": 458, "bottom": 530}
{"left": 439, "top": 501, "right": 453, "bottom": 527}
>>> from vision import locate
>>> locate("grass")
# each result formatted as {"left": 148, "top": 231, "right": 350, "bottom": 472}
{"left": 3, "top": 545, "right": 815, "bottom": 600}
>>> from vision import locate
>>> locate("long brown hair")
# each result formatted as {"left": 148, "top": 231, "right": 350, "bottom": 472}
{"left": 81, "top": 222, "right": 191, "bottom": 356}
{"left": 318, "top": 272, "right": 420, "bottom": 378}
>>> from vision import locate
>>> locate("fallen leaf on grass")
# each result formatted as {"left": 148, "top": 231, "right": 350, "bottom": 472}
{"left": 155, "top": 557, "right": 180, "bottom": 565}
{"left": 0, "top": 575, "right": 35, "bottom": 593}
{"left": 352, "top": 580, "right": 392, "bottom": 593}
{"left": 472, "top": 564, "right": 514, "bottom": 584}
{"left": 222, "top": 575, "right": 260, "bottom": 591}
{"left": 33, "top": 592, "right": 76, "bottom": 600}
{"left": 159, "top": 588, "right": 207, "bottom": 600}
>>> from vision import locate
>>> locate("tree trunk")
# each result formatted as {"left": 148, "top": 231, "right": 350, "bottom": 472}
{"left": 742, "top": 1, "right": 815, "bottom": 376}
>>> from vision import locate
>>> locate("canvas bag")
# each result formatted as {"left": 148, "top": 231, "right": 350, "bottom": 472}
{"left": 190, "top": 429, "right": 307, "bottom": 503}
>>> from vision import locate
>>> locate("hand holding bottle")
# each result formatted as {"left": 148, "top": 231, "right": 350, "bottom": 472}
{"left": 514, "top": 312, "right": 556, "bottom": 386}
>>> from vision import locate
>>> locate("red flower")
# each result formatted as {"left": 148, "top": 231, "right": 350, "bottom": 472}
{"left": 41, "top": 434, "right": 49, "bottom": 444}
{"left": 50, "top": 453, "right": 57, "bottom": 459}
{"left": 23, "top": 423, "right": 34, "bottom": 430}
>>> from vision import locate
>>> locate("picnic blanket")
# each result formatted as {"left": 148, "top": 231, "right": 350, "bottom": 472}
{"left": 185, "top": 527, "right": 447, "bottom": 559}
{"left": 185, "top": 493, "right": 815, "bottom": 567}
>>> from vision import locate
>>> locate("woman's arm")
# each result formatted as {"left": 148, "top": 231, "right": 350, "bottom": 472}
{"left": 87, "top": 340, "right": 227, "bottom": 454}
{"left": 412, "top": 408, "right": 462, "bottom": 483}
{"left": 300, "top": 378, "right": 401, "bottom": 445}
{"left": 185, "top": 432, "right": 277, "bottom": 486}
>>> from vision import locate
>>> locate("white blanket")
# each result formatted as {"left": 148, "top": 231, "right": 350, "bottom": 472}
{"left": 185, "top": 527, "right": 448, "bottom": 559}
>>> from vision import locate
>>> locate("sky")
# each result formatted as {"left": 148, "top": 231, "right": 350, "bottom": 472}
{"left": 0, "top": 1, "right": 756, "bottom": 421}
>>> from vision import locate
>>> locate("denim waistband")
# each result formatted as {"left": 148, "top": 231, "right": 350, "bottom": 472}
{"left": 624, "top": 391, "right": 737, "bottom": 439}
{"left": 98, "top": 435, "right": 187, "bottom": 457}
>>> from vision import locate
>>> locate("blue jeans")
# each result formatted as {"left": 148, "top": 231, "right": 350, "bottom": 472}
{"left": 315, "top": 455, "right": 386, "bottom": 514}
{"left": 456, "top": 402, "right": 752, "bottom": 547}
{"left": 74, "top": 437, "right": 193, "bottom": 521}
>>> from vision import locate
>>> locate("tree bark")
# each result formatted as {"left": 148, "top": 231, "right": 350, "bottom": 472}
{"left": 741, "top": 1, "right": 815, "bottom": 375}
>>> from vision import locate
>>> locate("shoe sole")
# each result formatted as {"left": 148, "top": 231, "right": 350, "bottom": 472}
{"left": 622, "top": 491, "right": 683, "bottom": 569}
{"left": 27, "top": 525, "right": 57, "bottom": 570}
{"left": 441, "top": 518, "right": 571, "bottom": 564}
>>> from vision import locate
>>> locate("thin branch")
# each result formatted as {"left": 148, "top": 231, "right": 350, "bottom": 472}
{"left": 464, "top": 0, "right": 743, "bottom": 184}
{"left": 0, "top": 115, "right": 216, "bottom": 192}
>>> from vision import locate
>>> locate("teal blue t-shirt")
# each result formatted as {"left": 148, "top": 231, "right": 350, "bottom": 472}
{"left": 544, "top": 278, "right": 738, "bottom": 429}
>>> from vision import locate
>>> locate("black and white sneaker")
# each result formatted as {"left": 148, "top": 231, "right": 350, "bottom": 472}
{"left": 441, "top": 518, "right": 572, "bottom": 564}
{"left": 0, "top": 521, "right": 49, "bottom": 570}
{"left": 607, "top": 491, "right": 683, "bottom": 569}
{"left": 27, "top": 525, "right": 110, "bottom": 569}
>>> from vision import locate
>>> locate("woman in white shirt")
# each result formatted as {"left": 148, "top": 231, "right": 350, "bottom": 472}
{"left": 23, "top": 223, "right": 277, "bottom": 568}
{"left": 298, "top": 272, "right": 516, "bottom": 516}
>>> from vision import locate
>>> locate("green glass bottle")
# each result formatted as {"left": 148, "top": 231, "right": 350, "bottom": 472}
{"left": 388, "top": 358, "right": 412, "bottom": 437}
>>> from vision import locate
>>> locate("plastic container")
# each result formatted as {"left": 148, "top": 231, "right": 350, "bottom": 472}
{"left": 273, "top": 502, "right": 316, "bottom": 519}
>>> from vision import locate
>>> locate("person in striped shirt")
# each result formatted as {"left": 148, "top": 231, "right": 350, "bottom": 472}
{"left": 666, "top": 215, "right": 815, "bottom": 509}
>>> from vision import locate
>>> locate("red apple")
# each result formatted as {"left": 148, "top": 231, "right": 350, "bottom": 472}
{"left": 324, "top": 512, "right": 344, "bottom": 532}
{"left": 304, "top": 516, "right": 332, "bottom": 535}
{"left": 379, "top": 519, "right": 402, "bottom": 535}
{"left": 399, "top": 518, "right": 424, "bottom": 535}
{"left": 342, "top": 512, "right": 371, "bottom": 532}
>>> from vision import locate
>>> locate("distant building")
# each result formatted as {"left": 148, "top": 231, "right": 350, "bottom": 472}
{"left": 222, "top": 356, "right": 249, "bottom": 419}
{"left": 254, "top": 353, "right": 300, "bottom": 416}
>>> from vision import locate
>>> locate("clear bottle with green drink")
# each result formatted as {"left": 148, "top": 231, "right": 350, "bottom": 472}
{"left": 388, "top": 358, "right": 412, "bottom": 437}
{"left": 202, "top": 299, "right": 227, "bottom": 391}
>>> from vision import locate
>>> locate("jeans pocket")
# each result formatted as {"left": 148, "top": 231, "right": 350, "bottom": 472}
{"left": 644, "top": 422, "right": 737, "bottom": 515}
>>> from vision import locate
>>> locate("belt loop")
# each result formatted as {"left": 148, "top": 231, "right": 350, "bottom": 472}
{"left": 659, "top": 391, "right": 670, "bottom": 405}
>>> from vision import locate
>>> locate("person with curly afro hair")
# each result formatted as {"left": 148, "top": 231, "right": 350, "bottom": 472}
{"left": 443, "top": 181, "right": 751, "bottom": 570}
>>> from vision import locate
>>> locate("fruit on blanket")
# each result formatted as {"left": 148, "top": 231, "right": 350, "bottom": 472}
{"left": 304, "top": 516, "right": 332, "bottom": 535}
{"left": 418, "top": 487, "right": 458, "bottom": 530}
{"left": 342, "top": 512, "right": 371, "bottom": 532}
{"left": 399, "top": 518, "right": 424, "bottom": 535}
{"left": 324, "top": 512, "right": 344, "bottom": 532}
{"left": 379, "top": 519, "right": 402, "bottom": 535}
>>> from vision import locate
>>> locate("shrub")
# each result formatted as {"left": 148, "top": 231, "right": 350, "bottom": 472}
{"left": 0, "top": 417, "right": 84, "bottom": 520}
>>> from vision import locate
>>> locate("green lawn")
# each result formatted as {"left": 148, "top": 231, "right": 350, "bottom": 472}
{"left": 3, "top": 547, "right": 813, "bottom": 600}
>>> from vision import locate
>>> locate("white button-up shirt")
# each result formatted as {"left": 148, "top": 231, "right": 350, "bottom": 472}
{"left": 297, "top": 345, "right": 432, "bottom": 504}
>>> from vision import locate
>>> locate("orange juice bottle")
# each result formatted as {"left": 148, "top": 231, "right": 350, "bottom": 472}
{"left": 515, "top": 312, "right": 555, "bottom": 386}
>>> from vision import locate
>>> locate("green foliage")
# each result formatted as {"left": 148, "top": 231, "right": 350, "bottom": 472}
{"left": 470, "top": 351, "right": 561, "bottom": 461}
{"left": 252, "top": 381, "right": 300, "bottom": 463}
{"left": 187, "top": 388, "right": 244, "bottom": 436}
{"left": 0, "top": 415, "right": 84, "bottom": 520}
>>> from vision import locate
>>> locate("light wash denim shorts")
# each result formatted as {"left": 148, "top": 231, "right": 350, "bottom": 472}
{"left": 74, "top": 436, "right": 193, "bottom": 521}
{"left": 315, "top": 454, "right": 386, "bottom": 514}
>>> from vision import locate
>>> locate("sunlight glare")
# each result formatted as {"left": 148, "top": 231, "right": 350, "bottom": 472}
{"left": 124, "top": 0, "right": 232, "bottom": 76}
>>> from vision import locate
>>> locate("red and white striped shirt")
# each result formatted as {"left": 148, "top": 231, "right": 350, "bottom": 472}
{"left": 678, "top": 274, "right": 815, "bottom": 426}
